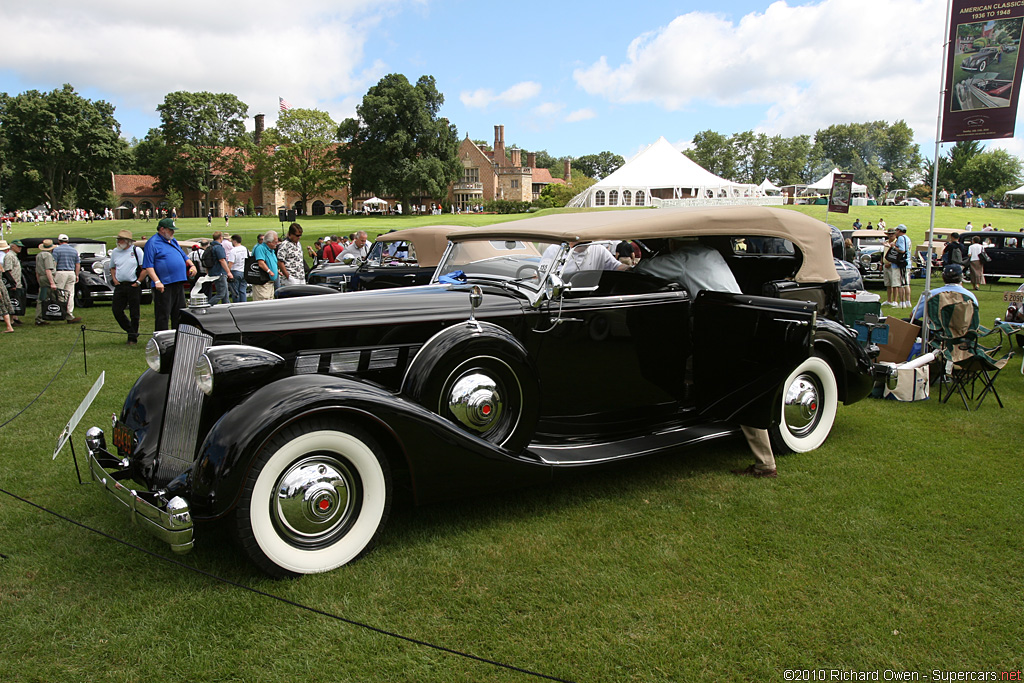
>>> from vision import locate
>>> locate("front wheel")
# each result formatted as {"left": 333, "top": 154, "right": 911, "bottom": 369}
{"left": 769, "top": 356, "right": 838, "bottom": 454}
{"left": 233, "top": 419, "right": 391, "bottom": 578}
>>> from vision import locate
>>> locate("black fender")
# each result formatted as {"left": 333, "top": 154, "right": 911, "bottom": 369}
{"left": 812, "top": 318, "right": 873, "bottom": 405}
{"left": 274, "top": 283, "right": 340, "bottom": 299}
{"left": 402, "top": 321, "right": 540, "bottom": 452}
{"left": 188, "top": 374, "right": 550, "bottom": 520}
{"left": 118, "top": 369, "right": 170, "bottom": 485}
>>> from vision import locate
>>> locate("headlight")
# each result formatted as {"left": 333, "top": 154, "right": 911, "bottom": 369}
{"left": 193, "top": 345, "right": 286, "bottom": 396}
{"left": 859, "top": 254, "right": 871, "bottom": 267}
{"left": 145, "top": 330, "right": 177, "bottom": 373}
{"left": 92, "top": 262, "right": 106, "bottom": 275}
{"left": 194, "top": 355, "right": 214, "bottom": 395}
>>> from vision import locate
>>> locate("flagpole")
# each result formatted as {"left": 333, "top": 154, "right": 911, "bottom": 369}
{"left": 922, "top": 0, "right": 955, "bottom": 350}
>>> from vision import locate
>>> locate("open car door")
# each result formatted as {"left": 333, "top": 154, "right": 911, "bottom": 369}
{"left": 692, "top": 290, "right": 816, "bottom": 429}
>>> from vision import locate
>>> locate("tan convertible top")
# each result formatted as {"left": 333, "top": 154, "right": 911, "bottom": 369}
{"left": 447, "top": 207, "right": 839, "bottom": 283}
{"left": 373, "top": 226, "right": 452, "bottom": 267}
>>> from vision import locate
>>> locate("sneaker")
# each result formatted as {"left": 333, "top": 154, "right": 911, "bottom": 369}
{"left": 732, "top": 464, "right": 778, "bottom": 478}
{"left": 35, "top": 320, "right": 49, "bottom": 326}
{"left": 66, "top": 316, "right": 83, "bottom": 324}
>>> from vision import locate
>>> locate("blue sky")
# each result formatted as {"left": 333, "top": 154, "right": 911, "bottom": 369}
{"left": 1, "top": 0, "right": 1016, "bottom": 163}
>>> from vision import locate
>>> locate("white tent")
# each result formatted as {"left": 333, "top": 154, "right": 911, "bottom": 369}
{"left": 807, "top": 168, "right": 868, "bottom": 195}
{"left": 362, "top": 196, "right": 389, "bottom": 205}
{"left": 758, "top": 178, "right": 782, "bottom": 194}
{"left": 1003, "top": 183, "right": 1024, "bottom": 196}
{"left": 568, "top": 137, "right": 740, "bottom": 208}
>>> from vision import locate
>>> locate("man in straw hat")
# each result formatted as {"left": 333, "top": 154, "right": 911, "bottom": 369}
{"left": 34, "top": 239, "right": 58, "bottom": 326}
{"left": 109, "top": 228, "right": 147, "bottom": 345}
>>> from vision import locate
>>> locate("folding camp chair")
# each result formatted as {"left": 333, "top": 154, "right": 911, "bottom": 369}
{"left": 925, "top": 290, "right": 1016, "bottom": 410}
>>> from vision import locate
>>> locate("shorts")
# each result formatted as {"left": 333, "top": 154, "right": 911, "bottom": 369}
{"left": 883, "top": 265, "right": 901, "bottom": 287}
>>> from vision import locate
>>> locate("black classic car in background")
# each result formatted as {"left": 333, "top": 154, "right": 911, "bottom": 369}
{"left": 295, "top": 227, "right": 449, "bottom": 294}
{"left": 959, "top": 231, "right": 1024, "bottom": 282}
{"left": 17, "top": 237, "right": 153, "bottom": 307}
{"left": 83, "top": 207, "right": 877, "bottom": 577}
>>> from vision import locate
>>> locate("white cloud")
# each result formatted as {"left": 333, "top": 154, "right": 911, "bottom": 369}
{"left": 460, "top": 81, "right": 542, "bottom": 108}
{"left": 573, "top": 0, "right": 945, "bottom": 141}
{"left": 565, "top": 108, "right": 596, "bottom": 122}
{"left": 535, "top": 102, "right": 565, "bottom": 117}
{"left": 0, "top": 0, "right": 395, "bottom": 122}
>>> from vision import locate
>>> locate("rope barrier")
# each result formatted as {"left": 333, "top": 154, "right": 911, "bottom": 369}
{"left": 0, "top": 484, "right": 576, "bottom": 683}
{"left": 0, "top": 328, "right": 83, "bottom": 430}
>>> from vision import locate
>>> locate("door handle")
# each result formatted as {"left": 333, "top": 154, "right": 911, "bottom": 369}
{"left": 777, "top": 318, "right": 810, "bottom": 327}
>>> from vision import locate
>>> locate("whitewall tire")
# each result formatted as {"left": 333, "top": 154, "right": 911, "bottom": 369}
{"left": 769, "top": 356, "right": 838, "bottom": 454}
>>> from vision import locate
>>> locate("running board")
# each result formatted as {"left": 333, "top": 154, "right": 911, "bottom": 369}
{"left": 528, "top": 423, "right": 739, "bottom": 466}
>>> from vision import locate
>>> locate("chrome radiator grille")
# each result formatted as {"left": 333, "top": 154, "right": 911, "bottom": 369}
{"left": 157, "top": 324, "right": 212, "bottom": 482}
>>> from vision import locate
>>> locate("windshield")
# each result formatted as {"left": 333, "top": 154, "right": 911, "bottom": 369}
{"left": 75, "top": 243, "right": 107, "bottom": 257}
{"left": 855, "top": 236, "right": 886, "bottom": 248}
{"left": 365, "top": 240, "right": 417, "bottom": 267}
{"left": 435, "top": 239, "right": 550, "bottom": 287}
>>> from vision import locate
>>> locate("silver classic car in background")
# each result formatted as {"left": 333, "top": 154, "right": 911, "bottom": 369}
{"left": 83, "top": 207, "right": 877, "bottom": 577}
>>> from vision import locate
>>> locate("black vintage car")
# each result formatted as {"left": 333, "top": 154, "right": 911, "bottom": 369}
{"left": 83, "top": 207, "right": 876, "bottom": 577}
{"left": 300, "top": 227, "right": 449, "bottom": 293}
{"left": 961, "top": 47, "right": 1000, "bottom": 72}
{"left": 959, "top": 230, "right": 1024, "bottom": 282}
{"left": 17, "top": 237, "right": 153, "bottom": 307}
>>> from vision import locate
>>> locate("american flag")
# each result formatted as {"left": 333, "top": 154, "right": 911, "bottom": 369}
{"left": 279, "top": 97, "right": 291, "bottom": 112}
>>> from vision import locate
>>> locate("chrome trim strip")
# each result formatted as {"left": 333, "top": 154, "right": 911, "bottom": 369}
{"left": 157, "top": 324, "right": 211, "bottom": 482}
{"left": 532, "top": 427, "right": 736, "bottom": 466}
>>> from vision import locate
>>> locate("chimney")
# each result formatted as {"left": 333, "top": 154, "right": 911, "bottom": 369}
{"left": 511, "top": 148, "right": 521, "bottom": 167}
{"left": 254, "top": 113, "right": 265, "bottom": 145}
{"left": 527, "top": 152, "right": 536, "bottom": 168}
{"left": 493, "top": 125, "right": 506, "bottom": 166}
{"left": 564, "top": 158, "right": 572, "bottom": 183}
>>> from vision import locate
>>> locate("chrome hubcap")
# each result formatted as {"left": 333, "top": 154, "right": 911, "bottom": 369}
{"left": 783, "top": 374, "right": 821, "bottom": 437}
{"left": 273, "top": 455, "right": 357, "bottom": 548}
{"left": 448, "top": 372, "right": 503, "bottom": 433}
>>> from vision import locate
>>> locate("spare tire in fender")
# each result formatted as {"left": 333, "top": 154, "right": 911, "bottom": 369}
{"left": 402, "top": 322, "right": 539, "bottom": 453}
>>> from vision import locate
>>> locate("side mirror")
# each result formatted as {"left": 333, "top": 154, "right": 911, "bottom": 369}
{"left": 543, "top": 274, "right": 565, "bottom": 303}
{"left": 342, "top": 254, "right": 356, "bottom": 265}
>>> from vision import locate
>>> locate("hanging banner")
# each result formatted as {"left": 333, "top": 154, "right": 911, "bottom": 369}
{"left": 829, "top": 173, "right": 854, "bottom": 214}
{"left": 942, "top": 5, "right": 1024, "bottom": 142}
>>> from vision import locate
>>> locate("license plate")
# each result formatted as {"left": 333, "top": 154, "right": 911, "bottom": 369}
{"left": 112, "top": 421, "right": 136, "bottom": 453}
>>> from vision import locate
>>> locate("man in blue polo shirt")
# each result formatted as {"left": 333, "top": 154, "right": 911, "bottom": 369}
{"left": 143, "top": 217, "right": 197, "bottom": 331}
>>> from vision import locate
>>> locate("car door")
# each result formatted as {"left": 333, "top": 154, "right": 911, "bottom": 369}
{"left": 691, "top": 290, "right": 815, "bottom": 428}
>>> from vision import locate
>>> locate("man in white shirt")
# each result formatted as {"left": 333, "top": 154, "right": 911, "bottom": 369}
{"left": 340, "top": 231, "right": 371, "bottom": 262}
{"left": 227, "top": 234, "right": 249, "bottom": 302}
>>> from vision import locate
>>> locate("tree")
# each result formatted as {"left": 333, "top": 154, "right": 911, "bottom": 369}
{"left": 813, "top": 120, "right": 922, "bottom": 196}
{"left": 337, "top": 74, "right": 462, "bottom": 211}
{"left": 573, "top": 151, "right": 625, "bottom": 180}
{"left": 540, "top": 172, "right": 596, "bottom": 207}
{"left": 686, "top": 130, "right": 736, "bottom": 180}
{"left": 0, "top": 84, "right": 129, "bottom": 210}
{"left": 958, "top": 149, "right": 1021, "bottom": 195}
{"left": 157, "top": 91, "right": 252, "bottom": 213}
{"left": 263, "top": 108, "right": 346, "bottom": 214}
{"left": 129, "top": 128, "right": 170, "bottom": 177}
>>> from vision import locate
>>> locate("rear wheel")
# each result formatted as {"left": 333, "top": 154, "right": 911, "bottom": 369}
{"left": 769, "top": 355, "right": 838, "bottom": 454}
{"left": 233, "top": 418, "right": 391, "bottom": 578}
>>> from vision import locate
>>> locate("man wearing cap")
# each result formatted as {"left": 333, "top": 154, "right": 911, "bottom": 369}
{"left": 109, "top": 229, "right": 147, "bottom": 345}
{"left": 1, "top": 239, "right": 24, "bottom": 325}
{"left": 894, "top": 225, "right": 912, "bottom": 308}
{"left": 34, "top": 239, "right": 58, "bottom": 326}
{"left": 143, "top": 217, "right": 198, "bottom": 331}
{"left": 207, "top": 231, "right": 233, "bottom": 305}
{"left": 910, "top": 264, "right": 976, "bottom": 325}
{"left": 52, "top": 234, "right": 83, "bottom": 323}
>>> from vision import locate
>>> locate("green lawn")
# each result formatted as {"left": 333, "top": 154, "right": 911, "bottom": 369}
{"left": 1, "top": 207, "right": 1022, "bottom": 682}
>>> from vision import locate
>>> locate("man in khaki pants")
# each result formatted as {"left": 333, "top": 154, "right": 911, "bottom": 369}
{"left": 51, "top": 233, "right": 82, "bottom": 323}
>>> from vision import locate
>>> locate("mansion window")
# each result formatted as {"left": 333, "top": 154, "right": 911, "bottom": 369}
{"left": 463, "top": 167, "right": 480, "bottom": 183}
{"left": 511, "top": 179, "right": 519, "bottom": 189}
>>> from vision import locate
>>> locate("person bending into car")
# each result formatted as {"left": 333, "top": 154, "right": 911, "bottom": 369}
{"left": 544, "top": 241, "right": 627, "bottom": 280}
{"left": 143, "top": 218, "right": 198, "bottom": 331}
{"left": 634, "top": 239, "right": 778, "bottom": 478}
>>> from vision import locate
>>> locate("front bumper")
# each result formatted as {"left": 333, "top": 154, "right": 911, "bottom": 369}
{"left": 84, "top": 427, "right": 194, "bottom": 554}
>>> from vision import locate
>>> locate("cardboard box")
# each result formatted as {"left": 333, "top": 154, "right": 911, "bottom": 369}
{"left": 877, "top": 317, "right": 921, "bottom": 363}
